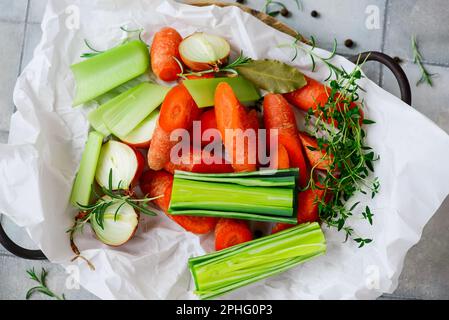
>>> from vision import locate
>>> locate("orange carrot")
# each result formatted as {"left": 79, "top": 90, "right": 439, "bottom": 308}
{"left": 151, "top": 27, "right": 183, "bottom": 82}
{"left": 284, "top": 77, "right": 329, "bottom": 112}
{"left": 214, "top": 82, "right": 257, "bottom": 173}
{"left": 159, "top": 84, "right": 202, "bottom": 132}
{"left": 199, "top": 109, "right": 219, "bottom": 146}
{"left": 140, "top": 170, "right": 217, "bottom": 234}
{"left": 274, "top": 143, "right": 290, "bottom": 169}
{"left": 215, "top": 218, "right": 253, "bottom": 251}
{"left": 285, "top": 77, "right": 364, "bottom": 125}
{"left": 147, "top": 122, "right": 176, "bottom": 171}
{"left": 271, "top": 187, "right": 325, "bottom": 234}
{"left": 298, "top": 132, "right": 333, "bottom": 170}
{"left": 164, "top": 148, "right": 233, "bottom": 174}
{"left": 263, "top": 94, "right": 309, "bottom": 187}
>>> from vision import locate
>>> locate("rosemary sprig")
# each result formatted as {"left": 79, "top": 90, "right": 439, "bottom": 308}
{"left": 26, "top": 268, "right": 66, "bottom": 300}
{"left": 411, "top": 35, "right": 435, "bottom": 87}
{"left": 80, "top": 26, "right": 148, "bottom": 58}
{"left": 176, "top": 51, "right": 252, "bottom": 79}
{"left": 304, "top": 61, "right": 380, "bottom": 246}
{"left": 67, "top": 169, "right": 161, "bottom": 267}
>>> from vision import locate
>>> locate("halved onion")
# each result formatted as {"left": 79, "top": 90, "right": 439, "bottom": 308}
{"left": 179, "top": 33, "right": 230, "bottom": 71}
{"left": 91, "top": 196, "right": 139, "bottom": 246}
{"left": 95, "top": 140, "right": 144, "bottom": 190}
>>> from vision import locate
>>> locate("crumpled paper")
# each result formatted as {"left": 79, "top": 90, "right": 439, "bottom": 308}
{"left": 2, "top": 0, "right": 449, "bottom": 300}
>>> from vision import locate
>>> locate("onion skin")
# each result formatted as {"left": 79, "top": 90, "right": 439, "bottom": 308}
{"left": 131, "top": 148, "right": 145, "bottom": 187}
{"left": 179, "top": 33, "right": 230, "bottom": 72}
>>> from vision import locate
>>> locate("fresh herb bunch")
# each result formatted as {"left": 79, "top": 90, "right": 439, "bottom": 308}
{"left": 176, "top": 51, "right": 252, "bottom": 79}
{"left": 26, "top": 268, "right": 66, "bottom": 300}
{"left": 81, "top": 26, "right": 147, "bottom": 58}
{"left": 303, "top": 63, "right": 380, "bottom": 247}
{"left": 411, "top": 35, "right": 436, "bottom": 87}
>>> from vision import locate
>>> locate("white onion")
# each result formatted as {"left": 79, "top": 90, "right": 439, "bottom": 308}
{"left": 91, "top": 196, "right": 139, "bottom": 246}
{"left": 179, "top": 32, "right": 230, "bottom": 71}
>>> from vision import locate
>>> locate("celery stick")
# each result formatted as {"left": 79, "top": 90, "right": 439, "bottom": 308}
{"left": 102, "top": 82, "right": 170, "bottom": 138}
{"left": 169, "top": 210, "right": 297, "bottom": 224}
{"left": 183, "top": 77, "right": 260, "bottom": 108}
{"left": 189, "top": 223, "right": 326, "bottom": 299}
{"left": 70, "top": 131, "right": 104, "bottom": 206}
{"left": 71, "top": 40, "right": 150, "bottom": 106}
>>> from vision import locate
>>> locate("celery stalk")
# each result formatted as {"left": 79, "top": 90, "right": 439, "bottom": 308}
{"left": 101, "top": 82, "right": 170, "bottom": 138}
{"left": 169, "top": 170, "right": 298, "bottom": 223}
{"left": 71, "top": 40, "right": 150, "bottom": 106}
{"left": 189, "top": 222, "right": 326, "bottom": 299}
{"left": 183, "top": 77, "right": 260, "bottom": 108}
{"left": 70, "top": 131, "right": 104, "bottom": 206}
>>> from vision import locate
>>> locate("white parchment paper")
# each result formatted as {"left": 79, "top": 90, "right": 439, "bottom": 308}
{"left": 2, "top": 0, "right": 449, "bottom": 299}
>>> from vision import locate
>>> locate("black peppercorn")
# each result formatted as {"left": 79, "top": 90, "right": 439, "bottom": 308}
{"left": 344, "top": 39, "right": 354, "bottom": 48}
{"left": 393, "top": 56, "right": 402, "bottom": 64}
{"left": 279, "top": 7, "right": 289, "bottom": 17}
{"left": 236, "top": 0, "right": 245, "bottom": 4}
{"left": 311, "top": 10, "right": 319, "bottom": 18}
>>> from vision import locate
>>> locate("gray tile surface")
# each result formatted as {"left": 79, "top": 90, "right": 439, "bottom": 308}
{"left": 0, "top": 0, "right": 28, "bottom": 22}
{"left": 21, "top": 22, "right": 42, "bottom": 71}
{"left": 28, "top": 0, "right": 46, "bottom": 24}
{"left": 384, "top": 0, "right": 449, "bottom": 66}
{"left": 0, "top": 254, "right": 98, "bottom": 300}
{"left": 1, "top": 0, "right": 449, "bottom": 301}
{"left": 0, "top": 21, "right": 24, "bottom": 131}
{"left": 381, "top": 61, "right": 449, "bottom": 133}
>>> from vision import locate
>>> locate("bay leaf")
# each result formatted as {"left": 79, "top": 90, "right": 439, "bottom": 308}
{"left": 235, "top": 59, "right": 306, "bottom": 94}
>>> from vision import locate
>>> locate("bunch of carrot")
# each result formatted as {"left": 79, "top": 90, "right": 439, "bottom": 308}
{"left": 138, "top": 27, "right": 340, "bottom": 250}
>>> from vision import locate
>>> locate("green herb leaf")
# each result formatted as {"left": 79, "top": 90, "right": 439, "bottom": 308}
{"left": 235, "top": 59, "right": 307, "bottom": 94}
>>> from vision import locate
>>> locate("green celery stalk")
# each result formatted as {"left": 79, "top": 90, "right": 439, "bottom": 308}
{"left": 170, "top": 178, "right": 294, "bottom": 216}
{"left": 71, "top": 40, "right": 150, "bottom": 106}
{"left": 183, "top": 77, "right": 260, "bottom": 108}
{"left": 189, "top": 222, "right": 326, "bottom": 299}
{"left": 168, "top": 210, "right": 298, "bottom": 224}
{"left": 173, "top": 175, "right": 296, "bottom": 187}
{"left": 70, "top": 131, "right": 104, "bottom": 206}
{"left": 101, "top": 82, "right": 170, "bottom": 138}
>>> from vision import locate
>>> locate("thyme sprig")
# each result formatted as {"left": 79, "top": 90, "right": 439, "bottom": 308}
{"left": 176, "top": 51, "right": 252, "bottom": 79}
{"left": 26, "top": 268, "right": 66, "bottom": 300}
{"left": 304, "top": 61, "right": 380, "bottom": 246}
{"left": 411, "top": 35, "right": 436, "bottom": 87}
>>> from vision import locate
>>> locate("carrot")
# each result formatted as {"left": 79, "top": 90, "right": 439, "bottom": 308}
{"left": 140, "top": 170, "right": 217, "bottom": 234}
{"left": 199, "top": 109, "right": 219, "bottom": 146}
{"left": 274, "top": 143, "right": 290, "bottom": 169}
{"left": 215, "top": 218, "right": 253, "bottom": 251}
{"left": 271, "top": 187, "right": 325, "bottom": 234}
{"left": 151, "top": 27, "right": 183, "bottom": 82}
{"left": 185, "top": 73, "right": 215, "bottom": 80}
{"left": 284, "top": 76, "right": 329, "bottom": 112}
{"left": 284, "top": 77, "right": 364, "bottom": 125}
{"left": 147, "top": 122, "right": 176, "bottom": 171}
{"left": 214, "top": 82, "right": 257, "bottom": 173}
{"left": 263, "top": 94, "right": 309, "bottom": 187}
{"left": 158, "top": 84, "right": 202, "bottom": 132}
{"left": 298, "top": 132, "right": 333, "bottom": 170}
{"left": 164, "top": 148, "right": 233, "bottom": 174}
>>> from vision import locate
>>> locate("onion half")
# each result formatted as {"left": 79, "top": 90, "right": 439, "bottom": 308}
{"left": 91, "top": 196, "right": 139, "bottom": 246}
{"left": 179, "top": 33, "right": 230, "bottom": 71}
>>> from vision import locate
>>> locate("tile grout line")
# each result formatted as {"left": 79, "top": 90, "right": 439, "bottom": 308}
{"left": 378, "top": 0, "right": 390, "bottom": 87}
{"left": 17, "top": 0, "right": 31, "bottom": 77}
